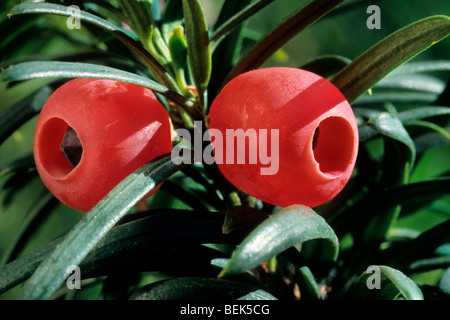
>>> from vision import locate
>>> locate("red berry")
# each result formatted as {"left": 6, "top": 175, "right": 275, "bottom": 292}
{"left": 33, "top": 78, "right": 173, "bottom": 212}
{"left": 209, "top": 67, "right": 359, "bottom": 207}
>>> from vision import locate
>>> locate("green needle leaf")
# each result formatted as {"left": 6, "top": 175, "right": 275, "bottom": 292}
{"left": 18, "top": 155, "right": 186, "bottom": 300}
{"left": 390, "top": 60, "right": 450, "bottom": 76}
{"left": 354, "top": 92, "right": 438, "bottom": 106}
{"left": 226, "top": 0, "right": 344, "bottom": 82}
{"left": 129, "top": 277, "right": 277, "bottom": 300}
{"left": 386, "top": 219, "right": 450, "bottom": 269}
{"left": 366, "top": 112, "right": 416, "bottom": 170}
{"left": 375, "top": 74, "right": 446, "bottom": 94}
{"left": 168, "top": 26, "right": 189, "bottom": 91}
{"left": 210, "top": 0, "right": 276, "bottom": 47}
{"left": 208, "top": 0, "right": 252, "bottom": 106}
{"left": 118, "top": 0, "right": 172, "bottom": 68}
{"left": 7, "top": 2, "right": 177, "bottom": 89}
{"left": 117, "top": 0, "right": 154, "bottom": 43}
{"left": 331, "top": 15, "right": 450, "bottom": 103}
{"left": 182, "top": 0, "right": 212, "bottom": 108}
{"left": 0, "top": 152, "right": 35, "bottom": 178}
{"left": 0, "top": 85, "right": 52, "bottom": 145}
{"left": 0, "top": 209, "right": 253, "bottom": 295}
{"left": 405, "top": 120, "right": 450, "bottom": 139}
{"left": 219, "top": 205, "right": 339, "bottom": 277}
{"left": 301, "top": 55, "right": 351, "bottom": 78}
{"left": 350, "top": 265, "right": 423, "bottom": 300}
{"left": 439, "top": 267, "right": 450, "bottom": 295}
{"left": 398, "top": 106, "right": 450, "bottom": 123}
{"left": 0, "top": 192, "right": 57, "bottom": 266}
{"left": 357, "top": 106, "right": 450, "bottom": 142}
{"left": 330, "top": 177, "right": 450, "bottom": 237}
{"left": 297, "top": 266, "right": 323, "bottom": 300}
{"left": 161, "top": 0, "right": 184, "bottom": 43}
{"left": 361, "top": 112, "right": 417, "bottom": 243}
{"left": 0, "top": 61, "right": 193, "bottom": 109}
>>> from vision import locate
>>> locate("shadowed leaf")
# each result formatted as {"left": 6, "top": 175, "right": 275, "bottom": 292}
{"left": 332, "top": 15, "right": 450, "bottom": 103}
{"left": 330, "top": 178, "right": 450, "bottom": 237}
{"left": 129, "top": 277, "right": 277, "bottom": 300}
{"left": 182, "top": 0, "right": 211, "bottom": 108}
{"left": 8, "top": 2, "right": 177, "bottom": 88}
{"left": 348, "top": 265, "right": 423, "bottom": 300}
{"left": 226, "top": 0, "right": 344, "bottom": 82}
{"left": 219, "top": 205, "right": 339, "bottom": 277}
{"left": 210, "top": 0, "right": 276, "bottom": 46}
{"left": 18, "top": 155, "right": 187, "bottom": 300}
{"left": 0, "top": 209, "right": 256, "bottom": 295}
{"left": 0, "top": 86, "right": 52, "bottom": 145}
{"left": 0, "top": 61, "right": 192, "bottom": 109}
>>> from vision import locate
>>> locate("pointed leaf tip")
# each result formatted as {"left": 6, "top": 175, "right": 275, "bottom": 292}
{"left": 219, "top": 205, "right": 339, "bottom": 277}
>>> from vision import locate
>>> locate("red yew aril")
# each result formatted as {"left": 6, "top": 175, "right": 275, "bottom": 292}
{"left": 209, "top": 67, "right": 359, "bottom": 208}
{"left": 34, "top": 78, "right": 173, "bottom": 212}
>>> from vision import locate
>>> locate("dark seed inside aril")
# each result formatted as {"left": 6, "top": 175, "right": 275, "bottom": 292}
{"left": 312, "top": 127, "right": 320, "bottom": 150}
{"left": 60, "top": 126, "right": 83, "bottom": 167}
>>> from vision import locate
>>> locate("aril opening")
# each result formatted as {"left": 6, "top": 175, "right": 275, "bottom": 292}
{"left": 37, "top": 118, "right": 83, "bottom": 179}
{"left": 312, "top": 116, "right": 354, "bottom": 177}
